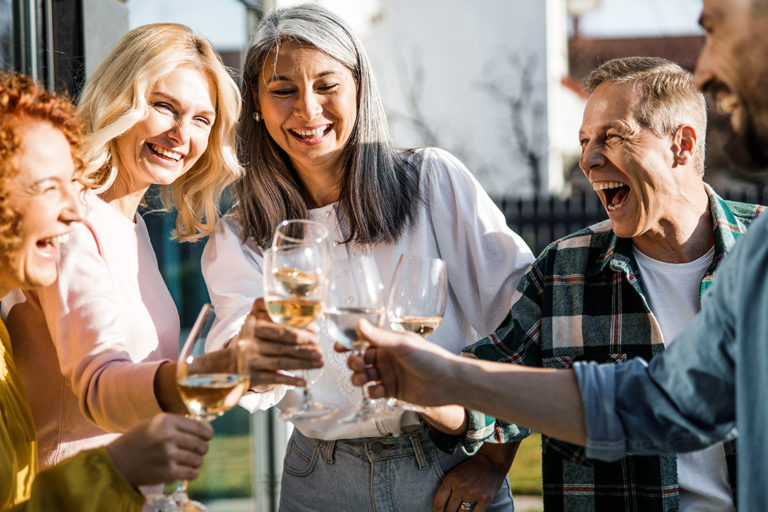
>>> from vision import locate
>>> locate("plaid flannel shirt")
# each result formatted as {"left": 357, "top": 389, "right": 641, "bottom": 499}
{"left": 459, "top": 185, "right": 762, "bottom": 512}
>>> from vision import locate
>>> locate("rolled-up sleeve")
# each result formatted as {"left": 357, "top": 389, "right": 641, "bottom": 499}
{"left": 575, "top": 246, "right": 740, "bottom": 461}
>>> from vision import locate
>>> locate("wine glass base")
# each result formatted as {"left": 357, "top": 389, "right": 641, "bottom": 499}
{"left": 146, "top": 493, "right": 177, "bottom": 512}
{"left": 280, "top": 402, "right": 339, "bottom": 422}
{"left": 386, "top": 398, "right": 425, "bottom": 413}
{"left": 338, "top": 402, "right": 399, "bottom": 424}
{"left": 170, "top": 486, "right": 207, "bottom": 512}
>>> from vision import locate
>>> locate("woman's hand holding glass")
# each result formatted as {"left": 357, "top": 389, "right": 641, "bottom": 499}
{"left": 262, "top": 219, "right": 338, "bottom": 421}
{"left": 149, "top": 304, "right": 249, "bottom": 512}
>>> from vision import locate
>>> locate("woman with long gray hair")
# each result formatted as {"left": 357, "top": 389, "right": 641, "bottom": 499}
{"left": 202, "top": 4, "right": 534, "bottom": 511}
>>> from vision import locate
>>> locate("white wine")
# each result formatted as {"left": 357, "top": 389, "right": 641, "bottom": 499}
{"left": 390, "top": 315, "right": 443, "bottom": 337}
{"left": 325, "top": 307, "right": 386, "bottom": 352}
{"left": 273, "top": 267, "right": 320, "bottom": 297}
{"left": 265, "top": 297, "right": 323, "bottom": 329}
{"left": 178, "top": 373, "right": 248, "bottom": 419}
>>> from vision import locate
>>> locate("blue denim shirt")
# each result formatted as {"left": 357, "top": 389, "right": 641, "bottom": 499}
{"left": 574, "top": 212, "right": 768, "bottom": 511}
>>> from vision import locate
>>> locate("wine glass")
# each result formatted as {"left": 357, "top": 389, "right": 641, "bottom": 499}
{"left": 386, "top": 254, "right": 447, "bottom": 412}
{"left": 263, "top": 219, "right": 338, "bottom": 421}
{"left": 388, "top": 254, "right": 447, "bottom": 337}
{"left": 325, "top": 254, "right": 393, "bottom": 423}
{"left": 152, "top": 304, "right": 249, "bottom": 512}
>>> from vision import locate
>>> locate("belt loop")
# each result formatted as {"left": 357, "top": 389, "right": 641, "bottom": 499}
{"left": 410, "top": 432, "right": 429, "bottom": 470}
{"left": 324, "top": 440, "right": 336, "bottom": 464}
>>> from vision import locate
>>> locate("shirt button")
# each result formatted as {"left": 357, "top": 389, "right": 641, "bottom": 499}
{"left": 324, "top": 211, "right": 331, "bottom": 217}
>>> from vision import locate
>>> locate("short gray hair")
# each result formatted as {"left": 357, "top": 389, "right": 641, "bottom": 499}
{"left": 585, "top": 57, "right": 707, "bottom": 175}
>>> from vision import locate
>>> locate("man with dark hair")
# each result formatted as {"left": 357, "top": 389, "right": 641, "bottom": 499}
{"left": 347, "top": 1, "right": 768, "bottom": 510}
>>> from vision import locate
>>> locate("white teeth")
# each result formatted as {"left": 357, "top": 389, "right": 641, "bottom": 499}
{"left": 592, "top": 181, "right": 625, "bottom": 191}
{"left": 292, "top": 127, "right": 327, "bottom": 137}
{"left": 149, "top": 143, "right": 182, "bottom": 161}
{"left": 39, "top": 233, "right": 69, "bottom": 245}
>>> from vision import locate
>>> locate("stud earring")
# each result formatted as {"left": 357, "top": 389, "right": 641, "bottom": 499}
{"left": 252, "top": 111, "right": 262, "bottom": 122}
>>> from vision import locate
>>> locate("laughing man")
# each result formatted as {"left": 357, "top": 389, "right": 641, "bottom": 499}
{"left": 432, "top": 57, "right": 762, "bottom": 512}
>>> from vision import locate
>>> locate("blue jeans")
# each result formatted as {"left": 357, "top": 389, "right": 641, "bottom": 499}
{"left": 278, "top": 428, "right": 514, "bottom": 512}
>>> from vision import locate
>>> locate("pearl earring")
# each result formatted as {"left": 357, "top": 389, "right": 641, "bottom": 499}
{"left": 252, "top": 111, "right": 262, "bottom": 122}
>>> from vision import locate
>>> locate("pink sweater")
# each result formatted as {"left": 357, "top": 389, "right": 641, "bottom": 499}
{"left": 2, "top": 193, "right": 180, "bottom": 467}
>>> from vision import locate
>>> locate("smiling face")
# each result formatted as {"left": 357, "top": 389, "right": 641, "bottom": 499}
{"left": 694, "top": 0, "right": 768, "bottom": 171}
{"left": 113, "top": 65, "right": 216, "bottom": 193}
{"left": 255, "top": 42, "right": 358, "bottom": 179}
{"left": 2, "top": 121, "right": 83, "bottom": 293}
{"left": 579, "top": 82, "right": 692, "bottom": 241}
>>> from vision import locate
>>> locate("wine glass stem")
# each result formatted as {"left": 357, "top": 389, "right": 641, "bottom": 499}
{"left": 300, "top": 369, "right": 314, "bottom": 402}
{"left": 174, "top": 415, "right": 209, "bottom": 505}
{"left": 354, "top": 347, "right": 374, "bottom": 407}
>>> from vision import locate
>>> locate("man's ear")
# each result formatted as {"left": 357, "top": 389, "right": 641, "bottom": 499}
{"left": 672, "top": 124, "right": 697, "bottom": 166}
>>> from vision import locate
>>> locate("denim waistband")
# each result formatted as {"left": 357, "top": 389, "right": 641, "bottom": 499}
{"left": 292, "top": 425, "right": 443, "bottom": 469}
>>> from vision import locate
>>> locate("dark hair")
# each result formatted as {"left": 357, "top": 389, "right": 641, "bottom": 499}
{"left": 235, "top": 4, "right": 420, "bottom": 247}
{"left": 0, "top": 72, "right": 83, "bottom": 263}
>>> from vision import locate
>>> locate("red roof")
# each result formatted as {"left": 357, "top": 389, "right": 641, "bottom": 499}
{"left": 569, "top": 35, "right": 705, "bottom": 82}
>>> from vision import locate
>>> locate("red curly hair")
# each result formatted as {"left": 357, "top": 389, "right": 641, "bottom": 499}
{"left": 0, "top": 72, "right": 84, "bottom": 263}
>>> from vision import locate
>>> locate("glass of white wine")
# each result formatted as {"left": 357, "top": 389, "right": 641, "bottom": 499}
{"left": 388, "top": 254, "right": 447, "bottom": 337}
{"left": 325, "top": 254, "right": 394, "bottom": 423}
{"left": 263, "top": 219, "right": 338, "bottom": 421}
{"left": 172, "top": 303, "right": 249, "bottom": 511}
{"left": 386, "top": 254, "right": 447, "bottom": 412}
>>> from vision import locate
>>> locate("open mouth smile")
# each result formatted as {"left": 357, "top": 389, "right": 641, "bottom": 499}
{"left": 148, "top": 142, "right": 183, "bottom": 162}
{"left": 36, "top": 233, "right": 69, "bottom": 258}
{"left": 289, "top": 125, "right": 333, "bottom": 142}
{"left": 593, "top": 181, "right": 630, "bottom": 212}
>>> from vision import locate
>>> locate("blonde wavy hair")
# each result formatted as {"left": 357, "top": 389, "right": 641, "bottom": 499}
{"left": 78, "top": 23, "right": 242, "bottom": 241}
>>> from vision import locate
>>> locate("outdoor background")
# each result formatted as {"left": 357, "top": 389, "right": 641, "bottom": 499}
{"left": 3, "top": 1, "right": 767, "bottom": 511}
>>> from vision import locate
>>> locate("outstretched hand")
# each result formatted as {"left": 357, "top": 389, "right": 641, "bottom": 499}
{"left": 106, "top": 413, "right": 213, "bottom": 487}
{"left": 343, "top": 320, "right": 462, "bottom": 407}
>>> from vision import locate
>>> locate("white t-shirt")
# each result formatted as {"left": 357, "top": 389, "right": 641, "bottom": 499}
{"left": 202, "top": 147, "right": 534, "bottom": 440}
{"left": 633, "top": 245, "right": 735, "bottom": 512}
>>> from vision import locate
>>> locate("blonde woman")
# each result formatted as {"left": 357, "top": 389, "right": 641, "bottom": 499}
{"left": 0, "top": 71, "right": 212, "bottom": 512}
{"left": 2, "top": 24, "right": 243, "bottom": 469}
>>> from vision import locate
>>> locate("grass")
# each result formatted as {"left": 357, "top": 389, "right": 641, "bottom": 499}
{"left": 185, "top": 415, "right": 544, "bottom": 501}
{"left": 508, "top": 434, "right": 543, "bottom": 495}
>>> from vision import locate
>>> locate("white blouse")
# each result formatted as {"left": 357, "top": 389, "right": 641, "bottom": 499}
{"left": 201, "top": 147, "right": 533, "bottom": 440}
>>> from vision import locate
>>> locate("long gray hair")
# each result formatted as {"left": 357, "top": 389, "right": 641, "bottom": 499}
{"left": 235, "top": 3, "right": 420, "bottom": 247}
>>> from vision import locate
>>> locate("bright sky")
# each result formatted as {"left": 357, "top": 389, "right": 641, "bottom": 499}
{"left": 127, "top": 0, "right": 705, "bottom": 50}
